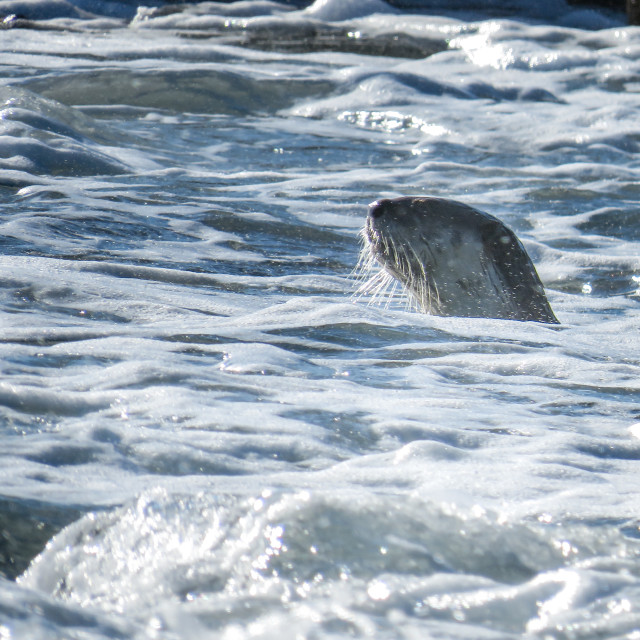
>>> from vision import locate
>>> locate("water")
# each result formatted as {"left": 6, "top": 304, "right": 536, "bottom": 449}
{"left": 1, "top": 0, "right": 640, "bottom": 637}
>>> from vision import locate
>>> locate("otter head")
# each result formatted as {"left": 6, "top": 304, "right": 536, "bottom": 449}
{"left": 359, "top": 196, "right": 558, "bottom": 324}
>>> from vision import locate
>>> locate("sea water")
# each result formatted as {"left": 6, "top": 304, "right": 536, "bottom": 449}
{"left": 1, "top": 0, "right": 640, "bottom": 637}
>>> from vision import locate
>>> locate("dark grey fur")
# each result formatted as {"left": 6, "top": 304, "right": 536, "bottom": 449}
{"left": 359, "top": 196, "right": 558, "bottom": 324}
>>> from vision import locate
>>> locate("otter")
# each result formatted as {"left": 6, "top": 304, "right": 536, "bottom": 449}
{"left": 357, "top": 197, "right": 558, "bottom": 324}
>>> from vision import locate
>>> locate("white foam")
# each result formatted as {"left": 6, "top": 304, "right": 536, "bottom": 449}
{"left": 19, "top": 488, "right": 640, "bottom": 638}
{"left": 303, "top": 0, "right": 396, "bottom": 21}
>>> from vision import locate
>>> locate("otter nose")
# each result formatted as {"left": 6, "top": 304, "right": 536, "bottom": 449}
{"left": 368, "top": 199, "right": 393, "bottom": 219}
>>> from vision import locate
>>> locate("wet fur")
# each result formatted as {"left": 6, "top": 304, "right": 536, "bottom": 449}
{"left": 356, "top": 197, "right": 558, "bottom": 324}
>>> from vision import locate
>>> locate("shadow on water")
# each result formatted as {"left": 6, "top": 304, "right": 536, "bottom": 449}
{"left": 0, "top": 496, "right": 84, "bottom": 580}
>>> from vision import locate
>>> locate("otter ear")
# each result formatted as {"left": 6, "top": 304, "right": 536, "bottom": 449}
{"left": 481, "top": 220, "right": 559, "bottom": 324}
